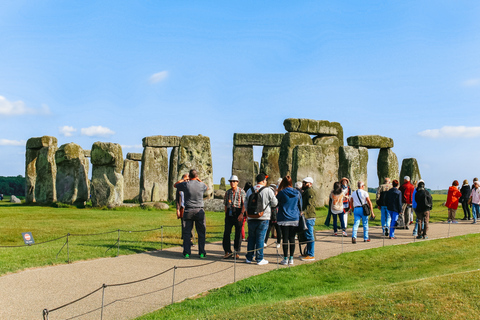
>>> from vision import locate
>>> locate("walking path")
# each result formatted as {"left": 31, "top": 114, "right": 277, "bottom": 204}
{"left": 0, "top": 220, "right": 477, "bottom": 320}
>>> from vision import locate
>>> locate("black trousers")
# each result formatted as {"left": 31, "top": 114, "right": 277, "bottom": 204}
{"left": 222, "top": 208, "right": 243, "bottom": 254}
{"left": 182, "top": 208, "right": 206, "bottom": 256}
{"left": 462, "top": 201, "right": 471, "bottom": 219}
{"left": 280, "top": 225, "right": 296, "bottom": 258}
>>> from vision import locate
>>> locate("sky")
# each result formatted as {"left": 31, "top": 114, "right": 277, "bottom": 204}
{"left": 1, "top": 1, "right": 480, "bottom": 190}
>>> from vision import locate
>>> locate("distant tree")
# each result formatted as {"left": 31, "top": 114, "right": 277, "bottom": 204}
{"left": 0, "top": 176, "right": 25, "bottom": 196}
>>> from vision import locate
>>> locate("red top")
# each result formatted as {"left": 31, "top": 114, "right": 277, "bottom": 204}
{"left": 445, "top": 186, "right": 462, "bottom": 209}
{"left": 399, "top": 181, "right": 415, "bottom": 204}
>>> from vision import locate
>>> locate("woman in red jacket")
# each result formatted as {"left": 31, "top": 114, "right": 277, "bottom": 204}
{"left": 445, "top": 180, "right": 462, "bottom": 223}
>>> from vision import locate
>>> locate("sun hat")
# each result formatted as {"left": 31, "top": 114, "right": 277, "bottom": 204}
{"left": 228, "top": 175, "right": 239, "bottom": 182}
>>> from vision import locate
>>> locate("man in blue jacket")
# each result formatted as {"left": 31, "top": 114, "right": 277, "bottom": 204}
{"left": 386, "top": 179, "right": 403, "bottom": 239}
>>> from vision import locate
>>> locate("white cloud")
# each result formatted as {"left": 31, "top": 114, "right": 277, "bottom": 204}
{"left": 59, "top": 125, "right": 77, "bottom": 137}
{"left": 0, "top": 95, "right": 51, "bottom": 116}
{"left": 81, "top": 126, "right": 115, "bottom": 137}
{"left": 462, "top": 78, "right": 480, "bottom": 87}
{"left": 418, "top": 126, "right": 480, "bottom": 138}
{"left": 149, "top": 71, "right": 169, "bottom": 84}
{"left": 0, "top": 139, "right": 26, "bottom": 146}
{"left": 120, "top": 144, "right": 143, "bottom": 149}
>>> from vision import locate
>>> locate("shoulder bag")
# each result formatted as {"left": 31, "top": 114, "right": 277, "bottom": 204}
{"left": 356, "top": 191, "right": 371, "bottom": 216}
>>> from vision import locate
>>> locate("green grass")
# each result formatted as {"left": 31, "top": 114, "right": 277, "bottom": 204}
{"left": 136, "top": 233, "right": 480, "bottom": 320}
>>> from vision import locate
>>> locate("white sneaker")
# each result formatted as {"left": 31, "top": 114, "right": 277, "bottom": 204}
{"left": 280, "top": 258, "right": 288, "bottom": 265}
{"left": 288, "top": 258, "right": 294, "bottom": 265}
{"left": 257, "top": 259, "right": 269, "bottom": 265}
{"left": 264, "top": 243, "right": 268, "bottom": 248}
{"left": 276, "top": 243, "right": 281, "bottom": 249}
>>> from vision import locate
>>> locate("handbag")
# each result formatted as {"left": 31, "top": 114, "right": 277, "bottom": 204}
{"left": 297, "top": 214, "right": 308, "bottom": 233}
{"left": 356, "top": 191, "right": 371, "bottom": 216}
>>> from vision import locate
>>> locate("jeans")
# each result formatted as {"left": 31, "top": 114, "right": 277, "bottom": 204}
{"left": 222, "top": 208, "right": 243, "bottom": 254}
{"left": 332, "top": 213, "right": 345, "bottom": 232}
{"left": 182, "top": 208, "right": 206, "bottom": 256}
{"left": 352, "top": 207, "right": 369, "bottom": 240}
{"left": 380, "top": 206, "right": 390, "bottom": 232}
{"left": 305, "top": 218, "right": 316, "bottom": 257}
{"left": 389, "top": 211, "right": 399, "bottom": 237}
{"left": 472, "top": 204, "right": 479, "bottom": 223}
{"left": 246, "top": 219, "right": 269, "bottom": 262}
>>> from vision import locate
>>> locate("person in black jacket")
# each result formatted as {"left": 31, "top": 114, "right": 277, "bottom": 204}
{"left": 415, "top": 181, "right": 433, "bottom": 239}
{"left": 386, "top": 179, "right": 402, "bottom": 239}
{"left": 460, "top": 180, "right": 471, "bottom": 220}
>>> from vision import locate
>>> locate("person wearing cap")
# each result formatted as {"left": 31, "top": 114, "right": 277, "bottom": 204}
{"left": 245, "top": 173, "right": 278, "bottom": 265}
{"left": 222, "top": 175, "right": 246, "bottom": 259}
{"left": 460, "top": 179, "right": 472, "bottom": 220}
{"left": 174, "top": 169, "right": 209, "bottom": 259}
{"left": 301, "top": 176, "right": 316, "bottom": 261}
{"left": 399, "top": 176, "right": 415, "bottom": 229}
{"left": 376, "top": 177, "right": 392, "bottom": 237}
{"left": 469, "top": 181, "right": 480, "bottom": 224}
{"left": 349, "top": 181, "right": 374, "bottom": 243}
{"left": 414, "top": 181, "right": 432, "bottom": 239}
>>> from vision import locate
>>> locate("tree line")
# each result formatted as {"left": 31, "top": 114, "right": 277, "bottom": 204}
{"left": 0, "top": 176, "right": 25, "bottom": 196}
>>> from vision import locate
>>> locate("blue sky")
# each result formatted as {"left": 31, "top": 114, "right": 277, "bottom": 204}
{"left": 1, "top": 1, "right": 479, "bottom": 189}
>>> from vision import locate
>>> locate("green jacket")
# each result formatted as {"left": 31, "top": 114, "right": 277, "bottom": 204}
{"left": 302, "top": 187, "right": 316, "bottom": 219}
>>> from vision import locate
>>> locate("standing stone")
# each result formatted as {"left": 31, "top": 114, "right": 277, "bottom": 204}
{"left": 260, "top": 146, "right": 281, "bottom": 185}
{"left": 122, "top": 159, "right": 140, "bottom": 201}
{"left": 377, "top": 148, "right": 399, "bottom": 186}
{"left": 177, "top": 135, "right": 214, "bottom": 199}
{"left": 232, "top": 146, "right": 254, "bottom": 190}
{"left": 168, "top": 147, "right": 179, "bottom": 201}
{"left": 140, "top": 147, "right": 168, "bottom": 202}
{"left": 90, "top": 142, "right": 124, "bottom": 207}
{"left": 219, "top": 177, "right": 226, "bottom": 190}
{"left": 400, "top": 158, "right": 421, "bottom": 184}
{"left": 55, "top": 143, "right": 89, "bottom": 204}
{"left": 152, "top": 182, "right": 161, "bottom": 202}
{"left": 25, "top": 136, "right": 58, "bottom": 204}
{"left": 279, "top": 132, "right": 313, "bottom": 177}
{"left": 338, "top": 146, "right": 369, "bottom": 190}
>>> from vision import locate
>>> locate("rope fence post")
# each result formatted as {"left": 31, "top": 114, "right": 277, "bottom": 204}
{"left": 233, "top": 250, "right": 237, "bottom": 283}
{"left": 161, "top": 226, "right": 163, "bottom": 251}
{"left": 56, "top": 233, "right": 70, "bottom": 263}
{"left": 100, "top": 284, "right": 106, "bottom": 320}
{"left": 171, "top": 266, "right": 177, "bottom": 304}
{"left": 42, "top": 309, "right": 49, "bottom": 320}
{"left": 276, "top": 245, "right": 279, "bottom": 270}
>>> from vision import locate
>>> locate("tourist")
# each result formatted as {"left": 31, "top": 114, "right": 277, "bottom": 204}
{"left": 301, "top": 176, "right": 316, "bottom": 261}
{"left": 331, "top": 181, "right": 347, "bottom": 237}
{"left": 245, "top": 173, "right": 278, "bottom": 265}
{"left": 176, "top": 173, "right": 194, "bottom": 246}
{"left": 460, "top": 179, "right": 471, "bottom": 220}
{"left": 264, "top": 184, "right": 281, "bottom": 249}
{"left": 349, "top": 181, "right": 374, "bottom": 243}
{"left": 473, "top": 178, "right": 479, "bottom": 219}
{"left": 376, "top": 177, "right": 392, "bottom": 236}
{"left": 469, "top": 181, "right": 480, "bottom": 224}
{"left": 340, "top": 177, "right": 351, "bottom": 229}
{"left": 445, "top": 180, "right": 462, "bottom": 223}
{"left": 386, "top": 179, "right": 402, "bottom": 239}
{"left": 412, "top": 180, "right": 421, "bottom": 237}
{"left": 414, "top": 181, "right": 433, "bottom": 239}
{"left": 276, "top": 176, "right": 302, "bottom": 265}
{"left": 294, "top": 181, "right": 303, "bottom": 192}
{"left": 399, "top": 176, "right": 415, "bottom": 229}
{"left": 222, "top": 175, "right": 246, "bottom": 259}
{"left": 242, "top": 181, "right": 253, "bottom": 241}
{"left": 174, "top": 169, "right": 209, "bottom": 259}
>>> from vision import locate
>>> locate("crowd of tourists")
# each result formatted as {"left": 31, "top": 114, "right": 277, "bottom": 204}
{"left": 173, "top": 169, "right": 478, "bottom": 264}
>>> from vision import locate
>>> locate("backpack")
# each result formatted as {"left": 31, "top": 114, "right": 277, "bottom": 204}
{"left": 425, "top": 191, "right": 433, "bottom": 211}
{"left": 247, "top": 186, "right": 269, "bottom": 218}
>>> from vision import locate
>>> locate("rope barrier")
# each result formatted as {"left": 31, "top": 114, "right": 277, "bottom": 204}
{"left": 0, "top": 235, "right": 67, "bottom": 248}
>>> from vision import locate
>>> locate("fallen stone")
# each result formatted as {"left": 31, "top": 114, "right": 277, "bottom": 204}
{"left": 260, "top": 146, "right": 281, "bottom": 185}
{"left": 142, "top": 135, "right": 180, "bottom": 148}
{"left": 232, "top": 146, "right": 254, "bottom": 190}
{"left": 283, "top": 118, "right": 343, "bottom": 142}
{"left": 126, "top": 153, "right": 142, "bottom": 161}
{"left": 10, "top": 195, "right": 21, "bottom": 203}
{"left": 400, "top": 158, "right": 421, "bottom": 184}
{"left": 55, "top": 143, "right": 89, "bottom": 204}
{"left": 219, "top": 177, "right": 226, "bottom": 190}
{"left": 122, "top": 159, "right": 140, "bottom": 201}
{"left": 233, "top": 133, "right": 284, "bottom": 147}
{"left": 338, "top": 146, "right": 369, "bottom": 190}
{"left": 279, "top": 132, "right": 313, "bottom": 177}
{"left": 140, "top": 147, "right": 168, "bottom": 202}
{"left": 347, "top": 135, "right": 394, "bottom": 149}
{"left": 203, "top": 199, "right": 224, "bottom": 212}
{"left": 26, "top": 136, "right": 58, "bottom": 150}
{"left": 140, "top": 202, "right": 170, "bottom": 210}
{"left": 377, "top": 148, "right": 399, "bottom": 186}
{"left": 214, "top": 189, "right": 226, "bottom": 199}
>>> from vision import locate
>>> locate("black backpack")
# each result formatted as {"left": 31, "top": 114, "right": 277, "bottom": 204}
{"left": 425, "top": 191, "right": 433, "bottom": 211}
{"left": 247, "top": 186, "right": 268, "bottom": 218}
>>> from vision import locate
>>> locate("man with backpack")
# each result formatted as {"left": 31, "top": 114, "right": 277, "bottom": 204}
{"left": 376, "top": 177, "right": 392, "bottom": 236}
{"left": 414, "top": 181, "right": 433, "bottom": 239}
{"left": 244, "top": 173, "right": 278, "bottom": 265}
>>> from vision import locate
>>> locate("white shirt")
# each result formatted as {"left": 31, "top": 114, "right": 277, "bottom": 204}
{"left": 351, "top": 189, "right": 369, "bottom": 207}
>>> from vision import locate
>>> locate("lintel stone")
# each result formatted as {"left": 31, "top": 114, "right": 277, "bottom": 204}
{"left": 233, "top": 133, "right": 284, "bottom": 147}
{"left": 126, "top": 153, "right": 142, "bottom": 161}
{"left": 142, "top": 135, "right": 181, "bottom": 148}
{"left": 347, "top": 135, "right": 394, "bottom": 149}
{"left": 283, "top": 118, "right": 343, "bottom": 142}
{"left": 26, "top": 136, "right": 58, "bottom": 149}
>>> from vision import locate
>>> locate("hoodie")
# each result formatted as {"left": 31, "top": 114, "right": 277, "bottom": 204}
{"left": 276, "top": 187, "right": 302, "bottom": 226}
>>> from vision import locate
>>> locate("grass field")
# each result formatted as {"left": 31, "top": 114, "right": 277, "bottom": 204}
{"left": 0, "top": 193, "right": 449, "bottom": 276}
{"left": 136, "top": 233, "right": 480, "bottom": 320}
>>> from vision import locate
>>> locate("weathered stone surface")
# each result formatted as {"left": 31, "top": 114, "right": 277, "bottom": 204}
{"left": 122, "top": 159, "right": 140, "bottom": 201}
{"left": 283, "top": 118, "right": 343, "bottom": 142}
{"left": 279, "top": 132, "right": 313, "bottom": 177}
{"left": 400, "top": 158, "right": 421, "bottom": 184}
{"left": 377, "top": 148, "right": 399, "bottom": 186}
{"left": 10, "top": 195, "right": 21, "bottom": 203}
{"left": 204, "top": 199, "right": 224, "bottom": 212}
{"left": 260, "top": 146, "right": 280, "bottom": 185}
{"left": 140, "top": 147, "right": 168, "bottom": 202}
{"left": 83, "top": 150, "right": 91, "bottom": 158}
{"left": 292, "top": 143, "right": 339, "bottom": 206}
{"left": 26, "top": 136, "right": 58, "bottom": 149}
{"left": 176, "top": 135, "right": 214, "bottom": 199}
{"left": 347, "top": 135, "right": 394, "bottom": 149}
{"left": 126, "top": 153, "right": 142, "bottom": 161}
{"left": 338, "top": 146, "right": 369, "bottom": 190}
{"left": 254, "top": 161, "right": 259, "bottom": 177}
{"left": 91, "top": 166, "right": 124, "bottom": 207}
{"left": 140, "top": 202, "right": 169, "bottom": 210}
{"left": 232, "top": 146, "right": 254, "bottom": 190}
{"left": 91, "top": 142, "right": 123, "bottom": 172}
{"left": 25, "top": 136, "right": 58, "bottom": 204}
{"left": 233, "top": 133, "right": 284, "bottom": 147}
{"left": 152, "top": 182, "right": 162, "bottom": 202}
{"left": 219, "top": 177, "right": 226, "bottom": 190}
{"left": 214, "top": 189, "right": 226, "bottom": 199}
{"left": 142, "top": 135, "right": 180, "bottom": 148}
{"left": 313, "top": 136, "right": 341, "bottom": 148}
{"left": 168, "top": 147, "right": 179, "bottom": 201}
{"left": 55, "top": 143, "right": 89, "bottom": 204}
